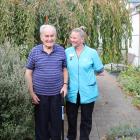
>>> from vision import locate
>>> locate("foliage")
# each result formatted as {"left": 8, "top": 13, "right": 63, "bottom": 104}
{"left": 0, "top": 0, "right": 36, "bottom": 58}
{"left": 132, "top": 97, "right": 140, "bottom": 109}
{"left": 0, "top": 42, "right": 34, "bottom": 140}
{"left": 32, "top": 0, "right": 73, "bottom": 46}
{"left": 118, "top": 66, "right": 140, "bottom": 96}
{"left": 105, "top": 124, "right": 140, "bottom": 140}
{"left": 118, "top": 66, "right": 140, "bottom": 107}
{"left": 63, "top": 0, "right": 132, "bottom": 64}
{"left": 0, "top": 0, "right": 132, "bottom": 64}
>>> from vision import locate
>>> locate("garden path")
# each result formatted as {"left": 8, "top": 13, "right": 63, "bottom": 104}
{"left": 64, "top": 71, "right": 140, "bottom": 140}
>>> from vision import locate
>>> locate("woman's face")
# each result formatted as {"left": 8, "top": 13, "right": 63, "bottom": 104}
{"left": 69, "top": 31, "right": 84, "bottom": 47}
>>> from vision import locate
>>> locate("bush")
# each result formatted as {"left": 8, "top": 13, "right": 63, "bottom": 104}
{"left": 118, "top": 66, "right": 140, "bottom": 96}
{"left": 132, "top": 96, "right": 140, "bottom": 110}
{"left": 104, "top": 124, "right": 140, "bottom": 140}
{"left": 0, "top": 0, "right": 36, "bottom": 58}
{"left": 118, "top": 66, "right": 140, "bottom": 108}
{"left": 0, "top": 42, "right": 34, "bottom": 140}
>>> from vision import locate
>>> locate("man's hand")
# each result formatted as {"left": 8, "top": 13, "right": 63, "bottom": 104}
{"left": 25, "top": 69, "right": 40, "bottom": 104}
{"left": 31, "top": 92, "right": 40, "bottom": 105}
{"left": 60, "top": 84, "right": 67, "bottom": 97}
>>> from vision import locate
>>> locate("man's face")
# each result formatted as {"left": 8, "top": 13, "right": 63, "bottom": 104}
{"left": 40, "top": 28, "right": 56, "bottom": 48}
{"left": 69, "top": 31, "right": 84, "bottom": 48}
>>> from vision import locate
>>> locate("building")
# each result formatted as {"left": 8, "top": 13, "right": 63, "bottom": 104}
{"left": 128, "top": 2, "right": 140, "bottom": 66}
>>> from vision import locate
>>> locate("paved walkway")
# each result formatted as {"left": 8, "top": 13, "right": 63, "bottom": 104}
{"left": 64, "top": 71, "right": 140, "bottom": 140}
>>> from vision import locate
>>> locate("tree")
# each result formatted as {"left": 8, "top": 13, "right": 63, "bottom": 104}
{"left": 0, "top": 0, "right": 132, "bottom": 63}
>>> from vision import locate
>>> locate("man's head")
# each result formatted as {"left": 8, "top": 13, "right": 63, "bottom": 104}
{"left": 40, "top": 24, "right": 57, "bottom": 48}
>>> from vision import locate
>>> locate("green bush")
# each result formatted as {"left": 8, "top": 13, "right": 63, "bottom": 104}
{"left": 132, "top": 96, "right": 140, "bottom": 109}
{"left": 118, "top": 66, "right": 140, "bottom": 108}
{"left": 0, "top": 42, "right": 34, "bottom": 140}
{"left": 0, "top": 0, "right": 36, "bottom": 58}
{"left": 105, "top": 124, "right": 140, "bottom": 140}
{"left": 118, "top": 66, "right": 140, "bottom": 96}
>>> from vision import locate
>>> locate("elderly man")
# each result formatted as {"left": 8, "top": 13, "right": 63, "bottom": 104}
{"left": 25, "top": 24, "right": 68, "bottom": 140}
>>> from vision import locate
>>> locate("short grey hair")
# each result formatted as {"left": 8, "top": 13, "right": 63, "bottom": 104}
{"left": 71, "top": 27, "right": 86, "bottom": 39}
{"left": 40, "top": 24, "right": 57, "bottom": 35}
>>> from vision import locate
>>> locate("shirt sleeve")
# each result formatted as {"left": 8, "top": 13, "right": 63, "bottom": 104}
{"left": 92, "top": 50, "right": 104, "bottom": 73}
{"left": 26, "top": 49, "right": 35, "bottom": 70}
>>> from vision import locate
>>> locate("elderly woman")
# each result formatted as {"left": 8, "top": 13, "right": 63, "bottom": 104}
{"left": 65, "top": 27, "right": 104, "bottom": 140}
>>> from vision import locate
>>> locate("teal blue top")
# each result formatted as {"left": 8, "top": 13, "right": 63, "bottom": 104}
{"left": 65, "top": 45, "right": 104, "bottom": 104}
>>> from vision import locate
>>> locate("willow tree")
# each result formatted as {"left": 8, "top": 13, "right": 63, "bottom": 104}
{"left": 0, "top": 0, "right": 132, "bottom": 64}
{"left": 64, "top": 0, "right": 132, "bottom": 64}
{"left": 33, "top": 0, "right": 132, "bottom": 64}
{"left": 0, "top": 0, "right": 37, "bottom": 58}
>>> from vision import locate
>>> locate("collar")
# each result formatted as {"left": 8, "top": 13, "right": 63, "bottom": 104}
{"left": 40, "top": 44, "right": 57, "bottom": 53}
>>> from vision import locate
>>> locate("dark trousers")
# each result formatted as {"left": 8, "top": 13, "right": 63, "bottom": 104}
{"left": 34, "top": 94, "right": 61, "bottom": 140}
{"left": 66, "top": 93, "right": 95, "bottom": 140}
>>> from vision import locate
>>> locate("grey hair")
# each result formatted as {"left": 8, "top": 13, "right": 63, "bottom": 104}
{"left": 71, "top": 27, "right": 86, "bottom": 39}
{"left": 40, "top": 24, "right": 57, "bottom": 35}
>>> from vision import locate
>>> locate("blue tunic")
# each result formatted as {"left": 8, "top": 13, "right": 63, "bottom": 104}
{"left": 65, "top": 45, "right": 104, "bottom": 104}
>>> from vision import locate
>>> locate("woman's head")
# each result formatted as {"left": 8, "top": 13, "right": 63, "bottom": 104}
{"left": 69, "top": 27, "right": 86, "bottom": 47}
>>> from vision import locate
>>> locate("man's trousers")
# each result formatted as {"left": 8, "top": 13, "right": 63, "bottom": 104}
{"left": 34, "top": 94, "right": 61, "bottom": 140}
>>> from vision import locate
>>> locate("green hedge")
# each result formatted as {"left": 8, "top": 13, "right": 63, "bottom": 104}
{"left": 118, "top": 66, "right": 140, "bottom": 108}
{"left": 105, "top": 124, "right": 140, "bottom": 140}
{"left": 0, "top": 43, "right": 34, "bottom": 140}
{"left": 118, "top": 66, "right": 140, "bottom": 96}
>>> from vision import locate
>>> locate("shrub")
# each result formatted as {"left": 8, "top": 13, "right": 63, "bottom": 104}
{"left": 118, "top": 66, "right": 140, "bottom": 96}
{"left": 105, "top": 124, "right": 140, "bottom": 140}
{"left": 132, "top": 96, "right": 140, "bottom": 109}
{"left": 118, "top": 66, "right": 140, "bottom": 108}
{"left": 0, "top": 0, "right": 36, "bottom": 58}
{"left": 0, "top": 42, "right": 34, "bottom": 140}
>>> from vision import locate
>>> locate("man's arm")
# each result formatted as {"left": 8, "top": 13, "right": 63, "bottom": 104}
{"left": 25, "top": 69, "right": 40, "bottom": 104}
{"left": 60, "top": 67, "right": 68, "bottom": 97}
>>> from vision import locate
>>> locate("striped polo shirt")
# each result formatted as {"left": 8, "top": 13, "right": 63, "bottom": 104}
{"left": 26, "top": 44, "right": 67, "bottom": 96}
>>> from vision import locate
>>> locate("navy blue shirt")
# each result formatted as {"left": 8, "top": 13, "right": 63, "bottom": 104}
{"left": 26, "top": 44, "right": 67, "bottom": 96}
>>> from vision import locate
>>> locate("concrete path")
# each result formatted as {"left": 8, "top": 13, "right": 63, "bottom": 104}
{"left": 64, "top": 71, "right": 140, "bottom": 140}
